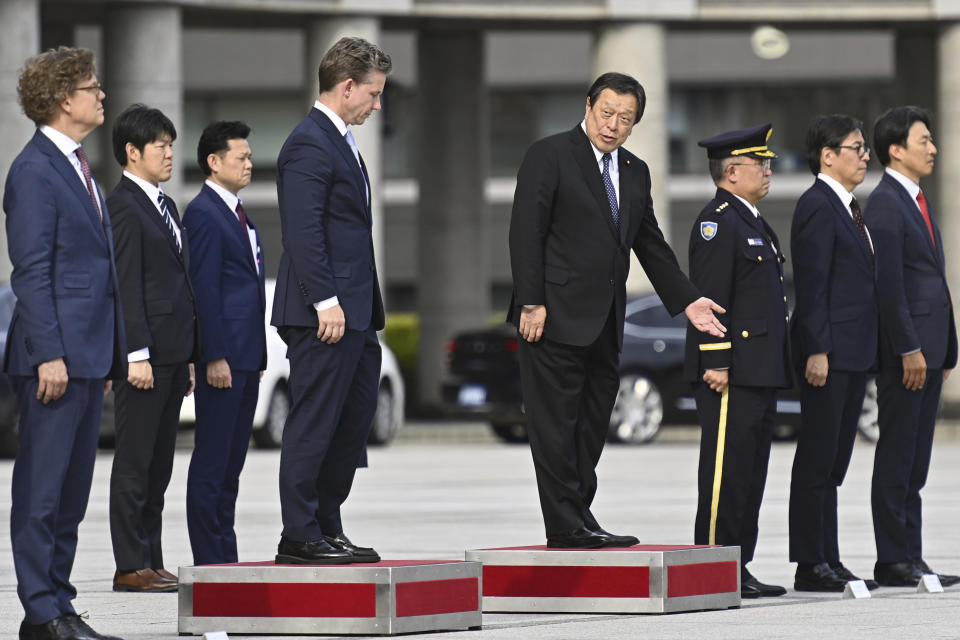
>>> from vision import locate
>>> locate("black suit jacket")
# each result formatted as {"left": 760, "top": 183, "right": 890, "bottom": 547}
{"left": 684, "top": 187, "right": 792, "bottom": 389}
{"left": 508, "top": 124, "right": 699, "bottom": 348}
{"left": 864, "top": 172, "right": 957, "bottom": 370}
{"left": 108, "top": 176, "right": 199, "bottom": 367}
{"left": 789, "top": 178, "right": 878, "bottom": 372}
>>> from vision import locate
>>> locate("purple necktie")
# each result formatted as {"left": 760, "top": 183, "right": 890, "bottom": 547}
{"left": 74, "top": 146, "right": 101, "bottom": 220}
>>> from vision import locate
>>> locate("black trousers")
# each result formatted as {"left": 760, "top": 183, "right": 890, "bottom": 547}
{"left": 109, "top": 363, "right": 189, "bottom": 572}
{"left": 872, "top": 366, "right": 942, "bottom": 563}
{"left": 788, "top": 370, "right": 866, "bottom": 564}
{"left": 694, "top": 382, "right": 776, "bottom": 565}
{"left": 518, "top": 309, "right": 620, "bottom": 537}
{"left": 278, "top": 326, "right": 381, "bottom": 542}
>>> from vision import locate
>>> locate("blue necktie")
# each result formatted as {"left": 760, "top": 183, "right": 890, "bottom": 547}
{"left": 601, "top": 153, "right": 620, "bottom": 229}
{"left": 344, "top": 129, "right": 369, "bottom": 205}
{"left": 157, "top": 193, "right": 181, "bottom": 253}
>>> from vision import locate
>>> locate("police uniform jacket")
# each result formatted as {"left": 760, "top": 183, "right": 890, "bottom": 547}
{"left": 684, "top": 187, "right": 792, "bottom": 388}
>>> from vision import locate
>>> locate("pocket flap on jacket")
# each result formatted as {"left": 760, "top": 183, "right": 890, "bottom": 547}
{"left": 735, "top": 318, "right": 768, "bottom": 338}
{"left": 544, "top": 265, "right": 569, "bottom": 285}
{"left": 334, "top": 267, "right": 352, "bottom": 278}
{"left": 830, "top": 307, "right": 861, "bottom": 323}
{"left": 910, "top": 301, "right": 931, "bottom": 316}
{"left": 63, "top": 272, "right": 90, "bottom": 289}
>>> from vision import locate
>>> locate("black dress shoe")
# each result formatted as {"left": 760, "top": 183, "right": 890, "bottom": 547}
{"left": 592, "top": 528, "right": 639, "bottom": 548}
{"left": 323, "top": 533, "right": 381, "bottom": 563}
{"left": 19, "top": 620, "right": 40, "bottom": 640}
{"left": 829, "top": 562, "right": 878, "bottom": 590}
{"left": 276, "top": 536, "right": 353, "bottom": 565}
{"left": 741, "top": 568, "right": 786, "bottom": 598}
{"left": 546, "top": 527, "right": 606, "bottom": 549}
{"left": 794, "top": 562, "right": 848, "bottom": 592}
{"left": 64, "top": 615, "right": 123, "bottom": 640}
{"left": 914, "top": 559, "right": 960, "bottom": 587}
{"left": 874, "top": 561, "right": 923, "bottom": 587}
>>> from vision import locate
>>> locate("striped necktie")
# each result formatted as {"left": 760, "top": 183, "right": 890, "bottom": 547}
{"left": 157, "top": 193, "right": 181, "bottom": 253}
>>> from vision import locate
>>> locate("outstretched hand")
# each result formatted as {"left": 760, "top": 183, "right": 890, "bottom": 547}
{"left": 685, "top": 297, "right": 726, "bottom": 338}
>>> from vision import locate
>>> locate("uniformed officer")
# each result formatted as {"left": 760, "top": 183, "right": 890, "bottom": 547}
{"left": 685, "top": 124, "right": 792, "bottom": 599}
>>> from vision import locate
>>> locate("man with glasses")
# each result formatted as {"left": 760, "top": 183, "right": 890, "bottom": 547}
{"left": 788, "top": 114, "right": 878, "bottom": 592}
{"left": 4, "top": 47, "right": 127, "bottom": 639}
{"left": 864, "top": 106, "right": 959, "bottom": 588}
{"left": 685, "top": 124, "right": 791, "bottom": 599}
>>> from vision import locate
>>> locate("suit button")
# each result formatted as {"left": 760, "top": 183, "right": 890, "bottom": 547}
{"left": 609, "top": 279, "right": 615, "bottom": 286}
{"left": 780, "top": 276, "right": 784, "bottom": 282}
{"left": 757, "top": 256, "right": 763, "bottom": 262}
{"left": 785, "top": 315, "right": 789, "bottom": 322}
{"left": 741, "top": 330, "right": 749, "bottom": 338}
{"left": 783, "top": 296, "right": 787, "bottom": 302}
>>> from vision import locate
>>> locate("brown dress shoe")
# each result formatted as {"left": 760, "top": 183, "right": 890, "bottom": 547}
{"left": 113, "top": 568, "right": 178, "bottom": 592}
{"left": 153, "top": 568, "right": 178, "bottom": 583}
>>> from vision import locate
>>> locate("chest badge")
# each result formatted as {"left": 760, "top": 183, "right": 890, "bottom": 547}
{"left": 700, "top": 221, "right": 718, "bottom": 241}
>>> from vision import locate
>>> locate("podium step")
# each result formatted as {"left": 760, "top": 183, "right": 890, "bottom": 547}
{"left": 178, "top": 560, "right": 482, "bottom": 636}
{"left": 465, "top": 544, "right": 740, "bottom": 613}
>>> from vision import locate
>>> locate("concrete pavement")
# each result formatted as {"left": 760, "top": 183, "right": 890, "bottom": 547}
{"left": 1, "top": 422, "right": 959, "bottom": 639}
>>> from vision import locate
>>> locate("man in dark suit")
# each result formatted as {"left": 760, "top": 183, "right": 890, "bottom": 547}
{"left": 685, "top": 124, "right": 791, "bottom": 598}
{"left": 184, "top": 121, "right": 266, "bottom": 566}
{"left": 864, "top": 106, "right": 959, "bottom": 588}
{"left": 272, "top": 36, "right": 391, "bottom": 565}
{"left": 4, "top": 47, "right": 126, "bottom": 640}
{"left": 107, "top": 104, "right": 198, "bottom": 592}
{"left": 788, "top": 114, "right": 878, "bottom": 592}
{"left": 508, "top": 72, "right": 725, "bottom": 550}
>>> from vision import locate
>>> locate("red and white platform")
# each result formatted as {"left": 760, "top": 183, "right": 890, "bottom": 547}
{"left": 178, "top": 560, "right": 482, "bottom": 636}
{"left": 465, "top": 544, "right": 740, "bottom": 614}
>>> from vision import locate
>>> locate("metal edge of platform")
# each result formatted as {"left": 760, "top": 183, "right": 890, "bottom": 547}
{"left": 662, "top": 591, "right": 741, "bottom": 613}
{"left": 179, "top": 563, "right": 395, "bottom": 584}
{"left": 478, "top": 595, "right": 666, "bottom": 614}
{"left": 177, "top": 615, "right": 391, "bottom": 636}
{"left": 465, "top": 546, "right": 738, "bottom": 567}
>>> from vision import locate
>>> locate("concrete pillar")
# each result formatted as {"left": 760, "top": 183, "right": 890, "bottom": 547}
{"left": 416, "top": 29, "right": 489, "bottom": 406}
{"left": 305, "top": 18, "right": 386, "bottom": 311}
{"left": 937, "top": 23, "right": 960, "bottom": 410}
{"left": 0, "top": 0, "right": 40, "bottom": 280}
{"left": 594, "top": 22, "right": 669, "bottom": 295}
{"left": 103, "top": 4, "right": 183, "bottom": 200}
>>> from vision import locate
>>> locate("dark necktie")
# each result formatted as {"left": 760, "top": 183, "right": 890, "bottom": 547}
{"left": 157, "top": 193, "right": 182, "bottom": 253}
{"left": 74, "top": 146, "right": 101, "bottom": 220}
{"left": 236, "top": 201, "right": 249, "bottom": 231}
{"left": 601, "top": 153, "right": 620, "bottom": 229}
{"left": 916, "top": 191, "right": 937, "bottom": 250}
{"left": 849, "top": 198, "right": 874, "bottom": 263}
{"left": 345, "top": 129, "right": 369, "bottom": 205}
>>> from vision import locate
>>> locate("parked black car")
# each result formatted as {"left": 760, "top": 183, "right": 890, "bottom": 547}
{"left": 442, "top": 293, "right": 879, "bottom": 444}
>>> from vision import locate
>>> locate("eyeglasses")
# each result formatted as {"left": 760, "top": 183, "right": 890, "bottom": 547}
{"left": 74, "top": 84, "right": 104, "bottom": 95}
{"left": 729, "top": 159, "right": 772, "bottom": 171}
{"left": 834, "top": 143, "right": 870, "bottom": 158}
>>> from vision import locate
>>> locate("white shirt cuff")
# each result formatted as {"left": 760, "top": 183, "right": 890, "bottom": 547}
{"left": 314, "top": 296, "right": 339, "bottom": 311}
{"left": 128, "top": 348, "right": 150, "bottom": 362}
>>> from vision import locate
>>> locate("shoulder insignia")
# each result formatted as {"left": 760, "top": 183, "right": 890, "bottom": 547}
{"left": 715, "top": 201, "right": 729, "bottom": 214}
{"left": 700, "top": 221, "right": 718, "bottom": 241}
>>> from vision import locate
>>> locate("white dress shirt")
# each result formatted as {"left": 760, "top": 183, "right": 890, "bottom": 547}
{"left": 40, "top": 125, "right": 90, "bottom": 190}
{"left": 817, "top": 173, "right": 873, "bottom": 252}
{"left": 580, "top": 121, "right": 620, "bottom": 204}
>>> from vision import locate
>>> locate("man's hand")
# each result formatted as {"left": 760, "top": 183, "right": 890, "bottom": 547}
{"left": 685, "top": 297, "right": 727, "bottom": 338}
{"left": 519, "top": 305, "right": 546, "bottom": 343}
{"left": 104, "top": 379, "right": 112, "bottom": 395}
{"left": 317, "top": 305, "right": 346, "bottom": 344}
{"left": 207, "top": 358, "right": 232, "bottom": 389}
{"left": 902, "top": 351, "right": 927, "bottom": 391}
{"left": 805, "top": 353, "right": 829, "bottom": 387}
{"left": 945, "top": 368, "right": 953, "bottom": 382}
{"left": 703, "top": 368, "right": 729, "bottom": 393}
{"left": 37, "top": 357, "right": 68, "bottom": 404}
{"left": 186, "top": 362, "right": 196, "bottom": 397}
{"left": 128, "top": 360, "right": 154, "bottom": 390}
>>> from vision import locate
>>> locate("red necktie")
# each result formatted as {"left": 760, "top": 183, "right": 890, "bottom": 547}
{"left": 917, "top": 191, "right": 936, "bottom": 250}
{"left": 849, "top": 198, "right": 874, "bottom": 264}
{"left": 236, "top": 201, "right": 249, "bottom": 231}
{"left": 74, "top": 146, "right": 102, "bottom": 220}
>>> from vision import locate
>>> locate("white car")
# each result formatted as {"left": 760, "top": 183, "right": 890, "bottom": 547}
{"left": 180, "top": 279, "right": 405, "bottom": 447}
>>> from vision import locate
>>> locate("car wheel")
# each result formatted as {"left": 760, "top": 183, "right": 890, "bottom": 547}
{"left": 368, "top": 381, "right": 399, "bottom": 445}
{"left": 253, "top": 381, "right": 289, "bottom": 449}
{"left": 608, "top": 373, "right": 664, "bottom": 444}
{"left": 491, "top": 422, "right": 528, "bottom": 443}
{"left": 857, "top": 378, "right": 880, "bottom": 442}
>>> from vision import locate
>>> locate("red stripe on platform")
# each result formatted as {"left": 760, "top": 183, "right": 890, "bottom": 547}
{"left": 667, "top": 561, "right": 739, "bottom": 597}
{"left": 395, "top": 578, "right": 479, "bottom": 617}
{"left": 483, "top": 565, "right": 650, "bottom": 598}
{"left": 484, "top": 545, "right": 714, "bottom": 552}
{"left": 193, "top": 582, "right": 377, "bottom": 617}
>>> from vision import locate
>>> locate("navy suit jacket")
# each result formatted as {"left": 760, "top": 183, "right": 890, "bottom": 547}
{"left": 3, "top": 130, "right": 126, "bottom": 379}
{"left": 789, "top": 178, "right": 878, "bottom": 372}
{"left": 183, "top": 183, "right": 267, "bottom": 372}
{"left": 271, "top": 108, "right": 384, "bottom": 333}
{"left": 864, "top": 172, "right": 957, "bottom": 370}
